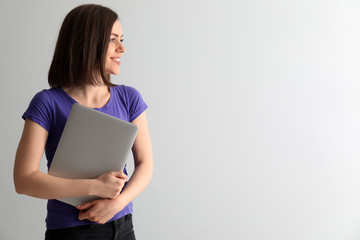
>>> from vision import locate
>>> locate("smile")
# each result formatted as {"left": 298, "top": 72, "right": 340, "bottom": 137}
{"left": 111, "top": 58, "right": 121, "bottom": 65}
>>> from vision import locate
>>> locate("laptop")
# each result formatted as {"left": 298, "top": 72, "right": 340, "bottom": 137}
{"left": 48, "top": 103, "right": 138, "bottom": 206}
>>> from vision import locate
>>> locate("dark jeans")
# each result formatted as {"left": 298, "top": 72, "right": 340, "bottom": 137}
{"left": 45, "top": 214, "right": 136, "bottom": 240}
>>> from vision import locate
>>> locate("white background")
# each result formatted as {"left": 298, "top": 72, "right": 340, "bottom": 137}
{"left": 1, "top": 0, "right": 360, "bottom": 239}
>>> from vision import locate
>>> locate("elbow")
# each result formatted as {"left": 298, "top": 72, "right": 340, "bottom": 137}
{"left": 135, "top": 158, "right": 153, "bottom": 181}
{"left": 13, "top": 171, "right": 46, "bottom": 199}
{"left": 14, "top": 181, "right": 25, "bottom": 195}
{"left": 149, "top": 164, "right": 154, "bottom": 180}
{"left": 15, "top": 188, "right": 25, "bottom": 195}
{"left": 147, "top": 161, "right": 154, "bottom": 182}
{"left": 13, "top": 168, "right": 38, "bottom": 196}
{"left": 13, "top": 174, "right": 30, "bottom": 195}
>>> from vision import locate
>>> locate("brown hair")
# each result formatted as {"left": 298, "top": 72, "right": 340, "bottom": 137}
{"left": 48, "top": 4, "right": 118, "bottom": 88}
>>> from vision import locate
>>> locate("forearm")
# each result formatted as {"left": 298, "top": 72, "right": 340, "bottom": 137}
{"left": 75, "top": 161, "right": 153, "bottom": 224}
{"left": 14, "top": 170, "right": 95, "bottom": 199}
{"left": 116, "top": 161, "right": 153, "bottom": 208}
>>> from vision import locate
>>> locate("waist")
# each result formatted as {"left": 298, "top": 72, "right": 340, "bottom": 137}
{"left": 46, "top": 199, "right": 133, "bottom": 230}
{"left": 48, "top": 214, "right": 132, "bottom": 232}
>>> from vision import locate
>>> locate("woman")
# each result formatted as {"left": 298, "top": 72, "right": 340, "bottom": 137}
{"left": 13, "top": 4, "right": 153, "bottom": 240}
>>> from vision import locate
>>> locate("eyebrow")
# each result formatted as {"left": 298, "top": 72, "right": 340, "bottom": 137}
{"left": 111, "top": 33, "right": 124, "bottom": 38}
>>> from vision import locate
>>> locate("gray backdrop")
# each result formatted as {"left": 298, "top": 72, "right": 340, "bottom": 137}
{"left": 1, "top": 0, "right": 360, "bottom": 239}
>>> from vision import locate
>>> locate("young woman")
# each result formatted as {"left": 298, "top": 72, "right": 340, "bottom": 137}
{"left": 13, "top": 4, "right": 153, "bottom": 240}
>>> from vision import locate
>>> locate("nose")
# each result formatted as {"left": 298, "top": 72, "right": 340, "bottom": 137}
{"left": 116, "top": 41, "right": 126, "bottom": 54}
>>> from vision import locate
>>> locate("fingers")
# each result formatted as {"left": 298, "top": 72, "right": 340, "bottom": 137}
{"left": 111, "top": 179, "right": 127, "bottom": 199}
{"left": 77, "top": 199, "right": 116, "bottom": 224}
{"left": 76, "top": 200, "right": 97, "bottom": 210}
{"left": 110, "top": 170, "right": 128, "bottom": 180}
{"left": 94, "top": 171, "right": 128, "bottom": 199}
{"left": 77, "top": 201, "right": 98, "bottom": 221}
{"left": 78, "top": 210, "right": 87, "bottom": 221}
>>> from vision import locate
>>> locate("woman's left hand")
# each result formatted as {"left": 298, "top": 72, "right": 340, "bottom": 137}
{"left": 76, "top": 197, "right": 123, "bottom": 224}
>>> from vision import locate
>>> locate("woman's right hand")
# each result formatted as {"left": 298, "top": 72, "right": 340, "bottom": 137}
{"left": 93, "top": 171, "right": 128, "bottom": 199}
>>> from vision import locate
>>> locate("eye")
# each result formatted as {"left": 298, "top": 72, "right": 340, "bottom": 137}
{"left": 110, "top": 38, "right": 116, "bottom": 42}
{"left": 120, "top": 39, "right": 124, "bottom": 43}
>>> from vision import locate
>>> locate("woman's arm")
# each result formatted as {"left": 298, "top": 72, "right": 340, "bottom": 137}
{"left": 77, "top": 111, "right": 153, "bottom": 223}
{"left": 14, "top": 119, "right": 126, "bottom": 200}
{"left": 119, "top": 111, "right": 154, "bottom": 203}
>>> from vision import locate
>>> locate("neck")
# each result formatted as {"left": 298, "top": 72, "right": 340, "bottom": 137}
{"left": 63, "top": 85, "right": 111, "bottom": 108}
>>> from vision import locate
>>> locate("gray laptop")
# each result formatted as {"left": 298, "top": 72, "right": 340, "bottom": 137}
{"left": 48, "top": 103, "right": 138, "bottom": 206}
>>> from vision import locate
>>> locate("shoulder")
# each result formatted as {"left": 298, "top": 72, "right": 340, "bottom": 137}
{"left": 111, "top": 84, "right": 146, "bottom": 104}
{"left": 112, "top": 84, "right": 143, "bottom": 97}
{"left": 22, "top": 88, "right": 59, "bottom": 132}
{"left": 111, "top": 84, "right": 148, "bottom": 122}
{"left": 30, "top": 88, "right": 69, "bottom": 107}
{"left": 28, "top": 89, "right": 57, "bottom": 108}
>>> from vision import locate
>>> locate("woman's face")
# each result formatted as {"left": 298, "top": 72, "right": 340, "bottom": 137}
{"left": 105, "top": 20, "right": 126, "bottom": 75}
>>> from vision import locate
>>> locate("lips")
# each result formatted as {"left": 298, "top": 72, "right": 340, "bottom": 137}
{"left": 111, "top": 57, "right": 121, "bottom": 65}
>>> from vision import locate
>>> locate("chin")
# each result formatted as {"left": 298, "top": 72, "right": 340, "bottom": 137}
{"left": 106, "top": 70, "right": 120, "bottom": 75}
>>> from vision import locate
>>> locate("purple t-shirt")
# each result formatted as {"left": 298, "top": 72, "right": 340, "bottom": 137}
{"left": 22, "top": 85, "right": 148, "bottom": 230}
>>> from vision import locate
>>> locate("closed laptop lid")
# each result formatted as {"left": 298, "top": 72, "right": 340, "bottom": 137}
{"left": 48, "top": 103, "right": 138, "bottom": 206}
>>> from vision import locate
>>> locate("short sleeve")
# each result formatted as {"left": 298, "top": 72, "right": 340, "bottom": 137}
{"left": 22, "top": 90, "right": 53, "bottom": 132}
{"left": 125, "top": 86, "right": 148, "bottom": 122}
